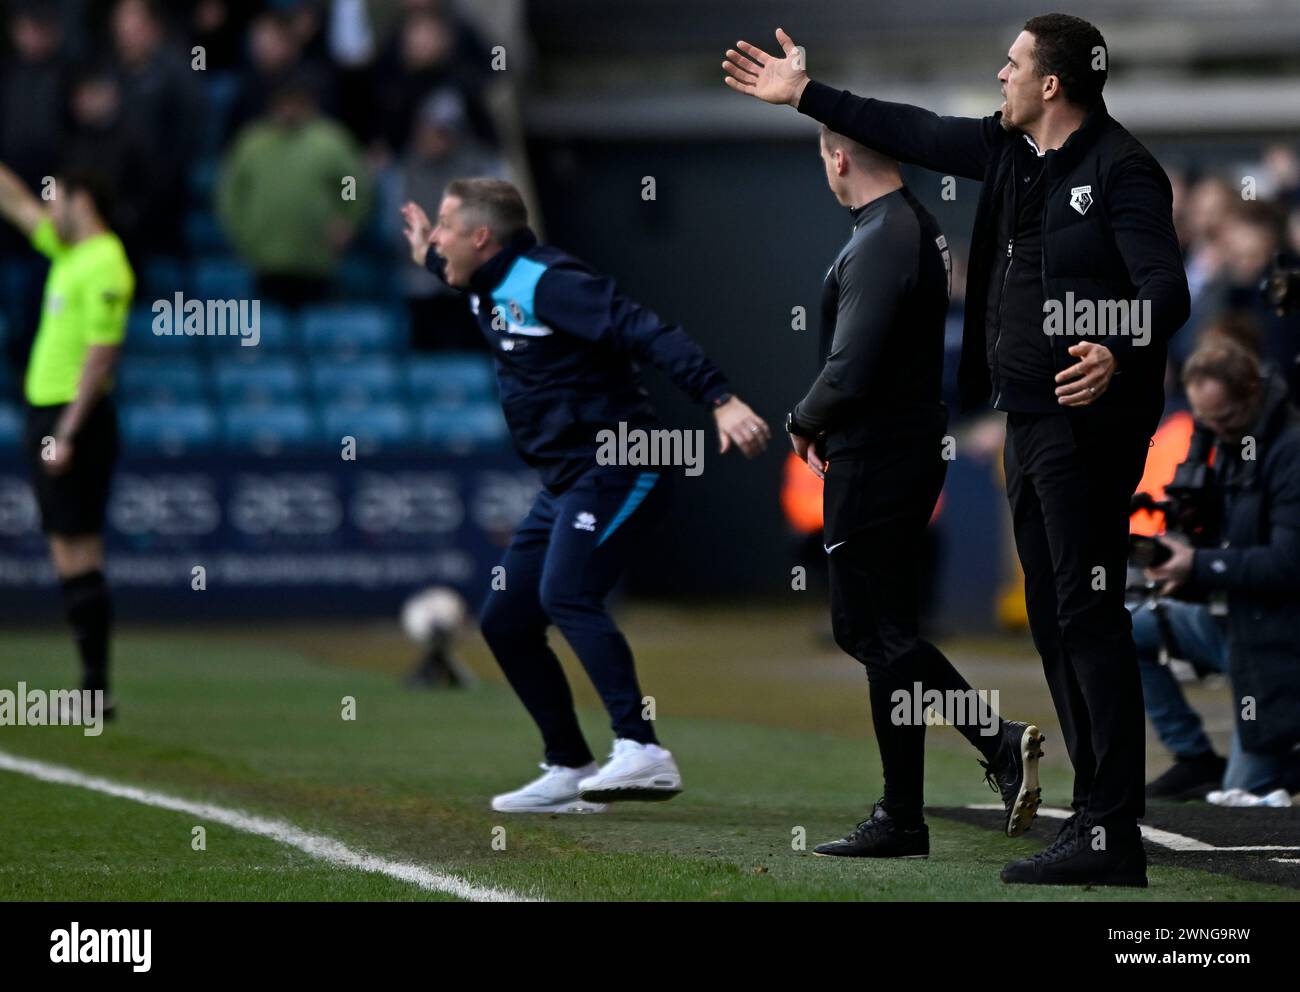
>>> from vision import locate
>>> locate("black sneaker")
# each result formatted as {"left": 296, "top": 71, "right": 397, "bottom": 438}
{"left": 1146, "top": 752, "right": 1225, "bottom": 800}
{"left": 979, "top": 721, "right": 1044, "bottom": 838}
{"left": 813, "top": 802, "right": 929, "bottom": 859}
{"left": 1001, "top": 816, "right": 1147, "bottom": 887}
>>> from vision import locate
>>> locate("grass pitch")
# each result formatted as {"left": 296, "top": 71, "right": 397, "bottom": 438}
{"left": 1, "top": 604, "right": 1294, "bottom": 902}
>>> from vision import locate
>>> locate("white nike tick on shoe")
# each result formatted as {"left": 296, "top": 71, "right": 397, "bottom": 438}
{"left": 491, "top": 762, "right": 607, "bottom": 813}
{"left": 577, "top": 739, "right": 683, "bottom": 803}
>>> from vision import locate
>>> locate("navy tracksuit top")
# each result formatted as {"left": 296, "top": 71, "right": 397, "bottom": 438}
{"left": 427, "top": 229, "right": 731, "bottom": 492}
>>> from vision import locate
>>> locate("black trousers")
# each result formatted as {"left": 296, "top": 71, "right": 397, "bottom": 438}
{"left": 1004, "top": 409, "right": 1150, "bottom": 826}
{"left": 826, "top": 434, "right": 1001, "bottom": 816}
{"left": 478, "top": 466, "right": 671, "bottom": 768}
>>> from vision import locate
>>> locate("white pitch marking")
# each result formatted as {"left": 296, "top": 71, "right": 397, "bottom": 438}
{"left": 0, "top": 749, "right": 540, "bottom": 903}
{"left": 966, "top": 803, "right": 1300, "bottom": 853}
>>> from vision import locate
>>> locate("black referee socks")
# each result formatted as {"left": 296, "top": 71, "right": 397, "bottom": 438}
{"left": 61, "top": 569, "right": 112, "bottom": 694}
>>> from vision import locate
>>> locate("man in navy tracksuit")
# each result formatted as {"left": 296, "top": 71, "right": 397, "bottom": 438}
{"left": 726, "top": 14, "right": 1189, "bottom": 886}
{"left": 402, "top": 178, "right": 770, "bottom": 813}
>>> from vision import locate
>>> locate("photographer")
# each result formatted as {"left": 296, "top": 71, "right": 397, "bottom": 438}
{"left": 1138, "top": 337, "right": 1300, "bottom": 800}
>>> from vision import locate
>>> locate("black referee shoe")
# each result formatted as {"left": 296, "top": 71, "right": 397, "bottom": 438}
{"left": 1001, "top": 815, "right": 1148, "bottom": 888}
{"left": 979, "top": 721, "right": 1044, "bottom": 837}
{"left": 813, "top": 802, "right": 929, "bottom": 859}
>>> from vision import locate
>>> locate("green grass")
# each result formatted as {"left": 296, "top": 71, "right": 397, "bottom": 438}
{"left": 0, "top": 607, "right": 1293, "bottom": 902}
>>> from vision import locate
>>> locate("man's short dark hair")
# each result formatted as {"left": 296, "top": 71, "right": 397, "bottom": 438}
{"left": 1023, "top": 13, "right": 1108, "bottom": 108}
{"left": 58, "top": 168, "right": 115, "bottom": 224}
{"left": 445, "top": 178, "right": 528, "bottom": 242}
{"left": 1182, "top": 336, "right": 1261, "bottom": 401}
{"left": 819, "top": 124, "right": 898, "bottom": 174}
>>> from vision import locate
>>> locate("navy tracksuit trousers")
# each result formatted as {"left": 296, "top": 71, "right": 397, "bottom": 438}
{"left": 479, "top": 466, "right": 670, "bottom": 767}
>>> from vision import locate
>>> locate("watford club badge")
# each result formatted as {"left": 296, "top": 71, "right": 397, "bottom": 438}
{"left": 1069, "top": 185, "right": 1094, "bottom": 216}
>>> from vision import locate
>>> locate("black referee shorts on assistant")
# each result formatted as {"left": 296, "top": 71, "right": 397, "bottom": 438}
{"left": 24, "top": 397, "right": 120, "bottom": 536}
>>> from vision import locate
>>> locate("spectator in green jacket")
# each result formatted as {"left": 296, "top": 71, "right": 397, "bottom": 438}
{"left": 217, "top": 76, "right": 370, "bottom": 308}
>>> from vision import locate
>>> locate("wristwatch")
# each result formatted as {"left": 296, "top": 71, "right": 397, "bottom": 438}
{"left": 711, "top": 392, "right": 734, "bottom": 408}
{"left": 785, "top": 411, "right": 813, "bottom": 439}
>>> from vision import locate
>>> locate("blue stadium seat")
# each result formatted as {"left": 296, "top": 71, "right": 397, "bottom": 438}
{"left": 310, "top": 357, "right": 400, "bottom": 406}
{"left": 213, "top": 356, "right": 305, "bottom": 406}
{"left": 417, "top": 402, "right": 509, "bottom": 452}
{"left": 189, "top": 155, "right": 221, "bottom": 201}
{"left": 247, "top": 305, "right": 293, "bottom": 350}
{"left": 336, "top": 255, "right": 396, "bottom": 301}
{"left": 192, "top": 256, "right": 255, "bottom": 302}
{"left": 406, "top": 353, "right": 496, "bottom": 405}
{"left": 124, "top": 304, "right": 208, "bottom": 355}
{"left": 117, "top": 357, "right": 207, "bottom": 405}
{"left": 121, "top": 403, "right": 220, "bottom": 454}
{"left": 0, "top": 402, "right": 21, "bottom": 450}
{"left": 222, "top": 404, "right": 317, "bottom": 454}
{"left": 186, "top": 210, "right": 228, "bottom": 253}
{"left": 322, "top": 403, "right": 413, "bottom": 451}
{"left": 299, "top": 305, "right": 397, "bottom": 355}
{"left": 140, "top": 256, "right": 186, "bottom": 301}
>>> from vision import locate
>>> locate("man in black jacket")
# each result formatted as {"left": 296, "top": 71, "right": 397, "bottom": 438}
{"left": 789, "top": 127, "right": 1046, "bottom": 859}
{"left": 725, "top": 14, "right": 1190, "bottom": 886}
{"left": 1140, "top": 339, "right": 1300, "bottom": 798}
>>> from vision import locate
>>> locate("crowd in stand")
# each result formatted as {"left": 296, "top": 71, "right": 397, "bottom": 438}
{"left": 0, "top": 0, "right": 506, "bottom": 373}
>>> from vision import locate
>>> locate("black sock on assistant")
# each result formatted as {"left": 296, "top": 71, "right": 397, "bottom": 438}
{"left": 867, "top": 675, "right": 926, "bottom": 826}
{"left": 913, "top": 641, "right": 1003, "bottom": 762}
{"left": 60, "top": 569, "right": 112, "bottom": 694}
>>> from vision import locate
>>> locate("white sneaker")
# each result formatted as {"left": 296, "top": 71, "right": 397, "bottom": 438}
{"left": 1206, "top": 788, "right": 1253, "bottom": 806}
{"left": 490, "top": 762, "right": 606, "bottom": 813}
{"left": 577, "top": 739, "right": 683, "bottom": 803}
{"left": 1205, "top": 787, "right": 1293, "bottom": 807}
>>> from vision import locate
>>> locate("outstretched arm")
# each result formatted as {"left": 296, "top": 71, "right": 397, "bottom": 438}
{"left": 0, "top": 162, "right": 47, "bottom": 239}
{"left": 536, "top": 265, "right": 771, "bottom": 458}
{"left": 724, "top": 28, "right": 997, "bottom": 181}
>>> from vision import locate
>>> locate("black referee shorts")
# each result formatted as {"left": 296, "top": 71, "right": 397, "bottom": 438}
{"left": 23, "top": 396, "right": 120, "bottom": 536}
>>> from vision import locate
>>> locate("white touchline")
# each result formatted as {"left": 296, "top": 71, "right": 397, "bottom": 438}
{"left": 968, "top": 803, "right": 1300, "bottom": 853}
{"left": 0, "top": 750, "right": 540, "bottom": 903}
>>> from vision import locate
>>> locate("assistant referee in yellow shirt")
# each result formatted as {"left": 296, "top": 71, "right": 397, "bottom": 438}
{"left": 0, "top": 163, "right": 134, "bottom": 714}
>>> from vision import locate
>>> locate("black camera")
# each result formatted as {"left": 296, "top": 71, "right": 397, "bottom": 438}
{"left": 1264, "top": 253, "right": 1300, "bottom": 315}
{"left": 1127, "top": 424, "right": 1222, "bottom": 602}
{"left": 1130, "top": 424, "right": 1222, "bottom": 548}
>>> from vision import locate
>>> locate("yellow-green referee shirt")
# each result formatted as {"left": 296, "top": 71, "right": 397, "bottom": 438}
{"left": 23, "top": 218, "right": 134, "bottom": 407}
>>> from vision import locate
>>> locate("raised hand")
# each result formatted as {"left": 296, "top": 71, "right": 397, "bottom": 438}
{"left": 722, "top": 28, "right": 810, "bottom": 107}
{"left": 401, "top": 201, "right": 433, "bottom": 266}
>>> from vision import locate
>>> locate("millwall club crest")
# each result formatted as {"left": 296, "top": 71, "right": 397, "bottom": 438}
{"left": 1069, "top": 185, "right": 1094, "bottom": 216}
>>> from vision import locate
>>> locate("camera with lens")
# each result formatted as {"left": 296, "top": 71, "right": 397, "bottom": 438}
{"left": 1127, "top": 423, "right": 1222, "bottom": 601}
{"left": 1264, "top": 253, "right": 1300, "bottom": 315}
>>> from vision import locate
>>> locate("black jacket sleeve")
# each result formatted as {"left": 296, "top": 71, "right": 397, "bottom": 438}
{"left": 1101, "top": 154, "right": 1191, "bottom": 364}
{"left": 798, "top": 80, "right": 999, "bottom": 182}
{"left": 533, "top": 264, "right": 731, "bottom": 406}
{"left": 791, "top": 224, "right": 911, "bottom": 435}
{"left": 1193, "top": 434, "right": 1300, "bottom": 593}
